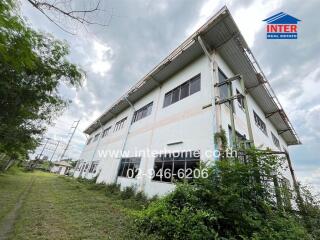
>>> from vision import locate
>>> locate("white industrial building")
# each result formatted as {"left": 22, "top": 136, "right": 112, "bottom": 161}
{"left": 51, "top": 160, "right": 73, "bottom": 176}
{"left": 74, "top": 7, "right": 300, "bottom": 197}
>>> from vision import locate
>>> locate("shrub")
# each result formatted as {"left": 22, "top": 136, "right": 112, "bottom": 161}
{"left": 87, "top": 183, "right": 106, "bottom": 191}
{"left": 136, "top": 149, "right": 315, "bottom": 239}
{"left": 135, "top": 191, "right": 148, "bottom": 204}
{"left": 149, "top": 195, "right": 159, "bottom": 202}
{"left": 120, "top": 186, "right": 136, "bottom": 200}
{"left": 105, "top": 183, "right": 121, "bottom": 196}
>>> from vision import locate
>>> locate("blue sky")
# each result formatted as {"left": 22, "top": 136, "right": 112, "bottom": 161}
{"left": 22, "top": 0, "right": 319, "bottom": 192}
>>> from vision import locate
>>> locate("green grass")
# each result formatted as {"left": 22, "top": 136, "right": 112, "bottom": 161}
{"left": 0, "top": 170, "right": 152, "bottom": 240}
{"left": 0, "top": 168, "right": 32, "bottom": 221}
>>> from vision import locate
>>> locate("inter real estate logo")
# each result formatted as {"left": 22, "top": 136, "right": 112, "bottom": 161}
{"left": 263, "top": 12, "right": 301, "bottom": 39}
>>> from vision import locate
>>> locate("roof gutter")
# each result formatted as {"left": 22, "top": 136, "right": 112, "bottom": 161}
{"left": 83, "top": 7, "right": 229, "bottom": 135}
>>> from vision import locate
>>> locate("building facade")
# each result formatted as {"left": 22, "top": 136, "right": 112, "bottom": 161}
{"left": 74, "top": 7, "right": 300, "bottom": 197}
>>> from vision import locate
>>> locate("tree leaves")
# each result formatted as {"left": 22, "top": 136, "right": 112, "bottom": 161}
{"left": 0, "top": 0, "right": 83, "bottom": 161}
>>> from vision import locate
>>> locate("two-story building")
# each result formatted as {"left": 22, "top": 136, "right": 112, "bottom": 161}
{"left": 74, "top": 7, "right": 300, "bottom": 197}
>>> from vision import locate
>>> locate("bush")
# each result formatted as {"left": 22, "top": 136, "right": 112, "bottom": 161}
{"left": 120, "top": 186, "right": 136, "bottom": 200}
{"left": 87, "top": 183, "right": 106, "bottom": 191}
{"left": 105, "top": 183, "right": 121, "bottom": 196}
{"left": 135, "top": 191, "right": 148, "bottom": 204}
{"left": 136, "top": 149, "right": 315, "bottom": 239}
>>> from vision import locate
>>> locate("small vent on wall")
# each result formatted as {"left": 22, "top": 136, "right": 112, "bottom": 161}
{"left": 167, "top": 141, "right": 183, "bottom": 146}
{"left": 202, "top": 103, "right": 212, "bottom": 109}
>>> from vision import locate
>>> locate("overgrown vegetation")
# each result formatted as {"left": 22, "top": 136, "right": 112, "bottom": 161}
{"left": 0, "top": 170, "right": 142, "bottom": 240}
{"left": 0, "top": 0, "right": 83, "bottom": 171}
{"left": 135, "top": 148, "right": 320, "bottom": 240}
{"left": 74, "top": 177, "right": 152, "bottom": 209}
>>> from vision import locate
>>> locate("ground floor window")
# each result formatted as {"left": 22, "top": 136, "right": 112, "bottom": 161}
{"left": 152, "top": 151, "right": 200, "bottom": 183}
{"left": 89, "top": 162, "right": 99, "bottom": 173}
{"left": 76, "top": 161, "right": 82, "bottom": 171}
{"left": 83, "top": 163, "right": 89, "bottom": 172}
{"left": 117, "top": 157, "right": 141, "bottom": 178}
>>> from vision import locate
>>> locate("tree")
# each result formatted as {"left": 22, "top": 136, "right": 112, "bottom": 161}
{"left": 26, "top": 0, "right": 109, "bottom": 34}
{"left": 0, "top": 0, "right": 84, "bottom": 170}
{"left": 136, "top": 148, "right": 320, "bottom": 239}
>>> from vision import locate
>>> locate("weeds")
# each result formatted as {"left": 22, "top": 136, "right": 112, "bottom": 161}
{"left": 120, "top": 186, "right": 136, "bottom": 200}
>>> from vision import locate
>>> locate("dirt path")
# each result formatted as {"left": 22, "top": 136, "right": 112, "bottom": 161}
{"left": 0, "top": 177, "right": 34, "bottom": 240}
{"left": 0, "top": 172, "right": 139, "bottom": 240}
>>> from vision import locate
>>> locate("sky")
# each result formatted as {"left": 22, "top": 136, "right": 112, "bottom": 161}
{"left": 21, "top": 0, "right": 319, "bottom": 193}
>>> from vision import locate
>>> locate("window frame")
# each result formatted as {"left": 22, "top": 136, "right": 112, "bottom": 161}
{"left": 218, "top": 68, "right": 229, "bottom": 100}
{"left": 102, "top": 126, "right": 111, "bottom": 138}
{"left": 89, "top": 162, "right": 98, "bottom": 173}
{"left": 163, "top": 74, "right": 201, "bottom": 108}
{"left": 271, "top": 132, "right": 280, "bottom": 149}
{"left": 117, "top": 157, "right": 141, "bottom": 178}
{"left": 189, "top": 75, "right": 201, "bottom": 95}
{"left": 86, "top": 138, "right": 92, "bottom": 145}
{"left": 114, "top": 117, "right": 127, "bottom": 132}
{"left": 236, "top": 89, "right": 245, "bottom": 110}
{"left": 253, "top": 111, "right": 267, "bottom": 135}
{"left": 93, "top": 133, "right": 100, "bottom": 142}
{"left": 132, "top": 102, "right": 153, "bottom": 123}
{"left": 152, "top": 151, "right": 200, "bottom": 183}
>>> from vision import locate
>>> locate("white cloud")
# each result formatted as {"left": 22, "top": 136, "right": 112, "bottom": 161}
{"left": 90, "top": 40, "right": 113, "bottom": 76}
{"left": 185, "top": 0, "right": 223, "bottom": 36}
{"left": 297, "top": 167, "right": 320, "bottom": 195}
{"left": 185, "top": 0, "right": 284, "bottom": 47}
{"left": 22, "top": 0, "right": 320, "bottom": 192}
{"left": 232, "top": 0, "right": 283, "bottom": 47}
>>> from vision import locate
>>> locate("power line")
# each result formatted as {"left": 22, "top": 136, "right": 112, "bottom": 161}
{"left": 59, "top": 120, "right": 80, "bottom": 161}
{"left": 47, "top": 141, "right": 61, "bottom": 170}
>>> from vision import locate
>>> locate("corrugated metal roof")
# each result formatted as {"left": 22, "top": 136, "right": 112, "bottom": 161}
{"left": 84, "top": 6, "right": 300, "bottom": 146}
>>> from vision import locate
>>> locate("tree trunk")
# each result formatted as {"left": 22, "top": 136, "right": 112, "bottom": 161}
{"left": 4, "top": 158, "right": 15, "bottom": 171}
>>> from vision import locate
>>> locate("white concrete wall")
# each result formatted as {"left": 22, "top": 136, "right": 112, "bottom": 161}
{"left": 51, "top": 166, "right": 67, "bottom": 175}
{"left": 75, "top": 52, "right": 291, "bottom": 197}
{"left": 216, "top": 54, "right": 288, "bottom": 151}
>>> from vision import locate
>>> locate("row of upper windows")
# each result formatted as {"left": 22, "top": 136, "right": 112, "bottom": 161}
{"left": 86, "top": 116, "right": 128, "bottom": 145}
{"left": 163, "top": 74, "right": 201, "bottom": 107}
{"left": 86, "top": 74, "right": 202, "bottom": 145}
{"left": 228, "top": 110, "right": 281, "bottom": 150}
{"left": 253, "top": 110, "right": 280, "bottom": 149}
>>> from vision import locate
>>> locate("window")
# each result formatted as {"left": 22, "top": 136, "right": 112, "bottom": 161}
{"left": 114, "top": 117, "right": 127, "bottom": 132}
{"left": 190, "top": 76, "right": 201, "bottom": 94}
{"left": 132, "top": 102, "right": 153, "bottom": 123}
{"left": 163, "top": 92, "right": 172, "bottom": 107}
{"left": 89, "top": 162, "right": 98, "bottom": 173}
{"left": 180, "top": 81, "right": 189, "bottom": 99}
{"left": 271, "top": 132, "right": 280, "bottom": 149}
{"left": 76, "top": 161, "right": 82, "bottom": 171}
{"left": 163, "top": 74, "right": 201, "bottom": 107}
{"left": 102, "top": 126, "right": 111, "bottom": 138}
{"left": 83, "top": 163, "right": 89, "bottom": 172}
{"left": 86, "top": 138, "right": 92, "bottom": 145}
{"left": 218, "top": 68, "right": 229, "bottom": 100}
{"left": 172, "top": 87, "right": 180, "bottom": 103}
{"left": 93, "top": 133, "right": 100, "bottom": 142}
{"left": 228, "top": 126, "right": 247, "bottom": 147}
{"left": 253, "top": 111, "right": 267, "bottom": 135}
{"left": 152, "top": 151, "right": 200, "bottom": 183}
{"left": 236, "top": 89, "right": 245, "bottom": 109}
{"left": 117, "top": 157, "right": 141, "bottom": 178}
{"left": 79, "top": 163, "right": 86, "bottom": 173}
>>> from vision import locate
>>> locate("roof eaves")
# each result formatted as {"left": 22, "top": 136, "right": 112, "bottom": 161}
{"left": 225, "top": 9, "right": 301, "bottom": 145}
{"left": 84, "top": 6, "right": 229, "bottom": 134}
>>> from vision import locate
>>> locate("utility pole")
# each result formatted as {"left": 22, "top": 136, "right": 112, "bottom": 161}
{"left": 59, "top": 120, "right": 80, "bottom": 161}
{"left": 47, "top": 141, "right": 60, "bottom": 171}
{"left": 50, "top": 141, "right": 60, "bottom": 162}
{"left": 38, "top": 137, "right": 50, "bottom": 160}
